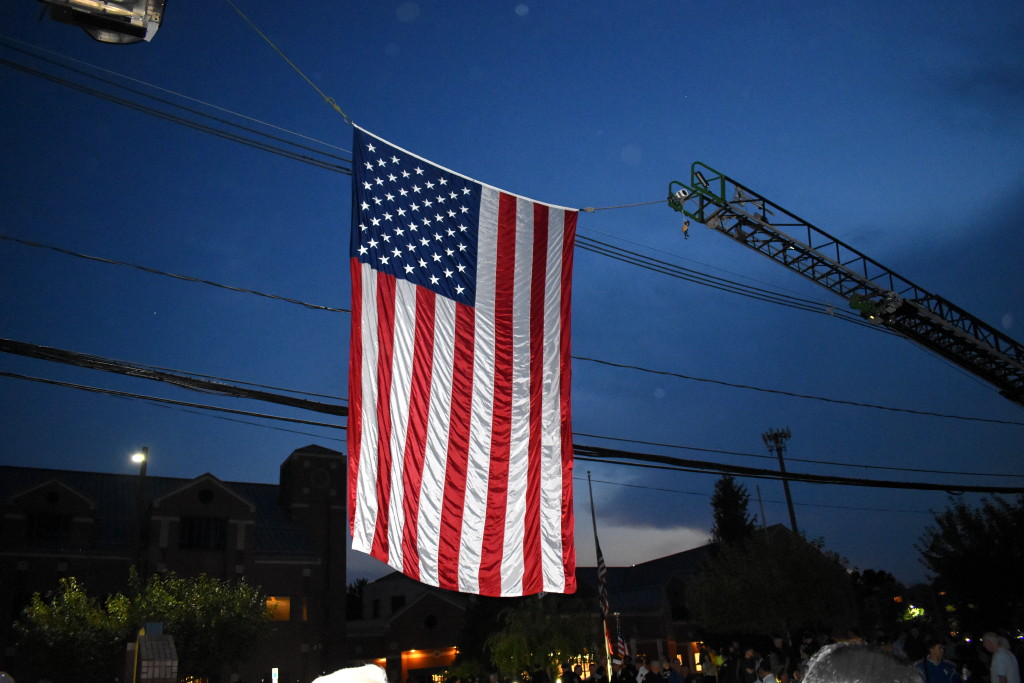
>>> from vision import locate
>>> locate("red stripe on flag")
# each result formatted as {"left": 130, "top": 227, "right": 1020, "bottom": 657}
{"left": 370, "top": 272, "right": 397, "bottom": 561}
{"left": 479, "top": 192, "right": 518, "bottom": 596}
{"left": 521, "top": 202, "right": 549, "bottom": 595}
{"left": 437, "top": 302, "right": 475, "bottom": 591}
{"left": 559, "top": 211, "right": 578, "bottom": 592}
{"left": 347, "top": 259, "right": 364, "bottom": 535}
{"left": 399, "top": 286, "right": 437, "bottom": 580}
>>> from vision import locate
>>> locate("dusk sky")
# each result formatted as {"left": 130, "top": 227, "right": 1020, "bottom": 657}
{"left": 2, "top": 1, "right": 1023, "bottom": 590}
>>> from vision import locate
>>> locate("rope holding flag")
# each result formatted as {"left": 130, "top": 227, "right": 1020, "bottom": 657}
{"left": 348, "top": 126, "right": 577, "bottom": 597}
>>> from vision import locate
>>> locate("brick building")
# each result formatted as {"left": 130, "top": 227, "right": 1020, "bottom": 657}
{"left": 0, "top": 444, "right": 347, "bottom": 683}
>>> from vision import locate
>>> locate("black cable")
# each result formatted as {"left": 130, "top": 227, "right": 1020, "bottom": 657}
{"left": 0, "top": 40, "right": 353, "bottom": 167}
{"left": 5, "top": 232, "right": 1017, "bottom": 428}
{"left": 0, "top": 338, "right": 346, "bottom": 417}
{"left": 0, "top": 234, "right": 349, "bottom": 313}
{"left": 139, "top": 398, "right": 345, "bottom": 443}
{"left": 0, "top": 371, "right": 343, "bottom": 429}
{"left": 580, "top": 476, "right": 934, "bottom": 514}
{"left": 575, "top": 432, "right": 1024, "bottom": 479}
{"left": 0, "top": 56, "right": 351, "bottom": 175}
{"left": 6, "top": 337, "right": 1020, "bottom": 478}
{"left": 574, "top": 356, "right": 1024, "bottom": 428}
{"left": 573, "top": 445, "right": 1024, "bottom": 495}
{"left": 4, "top": 369, "right": 1018, "bottom": 493}
{"left": 577, "top": 235, "right": 888, "bottom": 332}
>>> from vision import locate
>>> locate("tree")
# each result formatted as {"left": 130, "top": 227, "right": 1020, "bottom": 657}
{"left": 849, "top": 568, "right": 906, "bottom": 635}
{"left": 685, "top": 526, "right": 855, "bottom": 638}
{"left": 14, "top": 577, "right": 125, "bottom": 683}
{"left": 485, "top": 593, "right": 597, "bottom": 678}
{"left": 917, "top": 495, "right": 1024, "bottom": 633}
{"left": 15, "top": 571, "right": 271, "bottom": 683}
{"left": 128, "top": 572, "right": 271, "bottom": 680}
{"left": 347, "top": 577, "right": 367, "bottom": 620}
{"left": 710, "top": 474, "right": 757, "bottom": 545}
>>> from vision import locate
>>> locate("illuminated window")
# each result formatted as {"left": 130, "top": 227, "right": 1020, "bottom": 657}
{"left": 266, "top": 596, "right": 292, "bottom": 621}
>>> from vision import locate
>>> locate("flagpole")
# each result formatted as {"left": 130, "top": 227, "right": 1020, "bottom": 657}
{"left": 588, "top": 471, "right": 612, "bottom": 678}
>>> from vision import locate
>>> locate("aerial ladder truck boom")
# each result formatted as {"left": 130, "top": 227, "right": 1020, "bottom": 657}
{"left": 667, "top": 162, "right": 1024, "bottom": 407}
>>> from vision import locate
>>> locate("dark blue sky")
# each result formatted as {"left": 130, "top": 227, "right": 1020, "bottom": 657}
{"left": 1, "top": 1, "right": 1023, "bottom": 589}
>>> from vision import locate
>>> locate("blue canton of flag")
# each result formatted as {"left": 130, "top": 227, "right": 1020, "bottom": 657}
{"left": 352, "top": 135, "right": 483, "bottom": 304}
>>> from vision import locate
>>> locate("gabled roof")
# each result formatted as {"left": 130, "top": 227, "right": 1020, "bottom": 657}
{"left": 9, "top": 477, "right": 96, "bottom": 511}
{"left": 0, "top": 464, "right": 319, "bottom": 556}
{"left": 576, "top": 543, "right": 714, "bottom": 612}
{"left": 387, "top": 583, "right": 470, "bottom": 624}
{"left": 152, "top": 472, "right": 256, "bottom": 513}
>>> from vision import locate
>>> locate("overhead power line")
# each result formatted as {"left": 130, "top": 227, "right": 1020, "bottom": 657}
{"left": 574, "top": 355, "right": 1024, "bottom": 428}
{"left": 575, "top": 432, "right": 1024, "bottom": 480}
{"left": 0, "top": 34, "right": 350, "bottom": 153}
{"left": 581, "top": 476, "right": 934, "bottom": 515}
{"left": 5, "top": 233, "right": 1021, "bottom": 427}
{"left": 3, "top": 339, "right": 1022, "bottom": 489}
{"left": 0, "top": 234, "right": 348, "bottom": 313}
{"left": 576, "top": 234, "right": 888, "bottom": 332}
{"left": 572, "top": 444, "right": 1024, "bottom": 495}
{"left": 0, "top": 338, "right": 345, "bottom": 417}
{"left": 0, "top": 371, "right": 342, "bottom": 430}
{"left": 0, "top": 51, "right": 351, "bottom": 175}
{"left": 6, "top": 368, "right": 1019, "bottom": 494}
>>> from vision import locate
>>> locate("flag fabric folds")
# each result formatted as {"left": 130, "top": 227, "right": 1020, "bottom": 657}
{"left": 596, "top": 537, "right": 609, "bottom": 619}
{"left": 347, "top": 126, "right": 577, "bottom": 597}
{"left": 616, "top": 630, "right": 629, "bottom": 660}
{"left": 596, "top": 535, "right": 613, "bottom": 658}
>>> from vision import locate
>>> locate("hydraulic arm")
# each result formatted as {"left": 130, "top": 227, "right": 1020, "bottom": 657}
{"left": 667, "top": 162, "right": 1024, "bottom": 407}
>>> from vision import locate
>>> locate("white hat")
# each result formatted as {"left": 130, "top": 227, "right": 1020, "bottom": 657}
{"left": 314, "top": 665, "right": 388, "bottom": 683}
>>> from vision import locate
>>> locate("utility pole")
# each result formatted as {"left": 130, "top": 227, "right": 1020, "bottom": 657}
{"left": 762, "top": 428, "right": 798, "bottom": 534}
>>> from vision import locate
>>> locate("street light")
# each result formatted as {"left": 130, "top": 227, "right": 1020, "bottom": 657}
{"left": 41, "top": 0, "right": 168, "bottom": 43}
{"left": 131, "top": 447, "right": 148, "bottom": 476}
{"left": 762, "top": 428, "right": 799, "bottom": 534}
{"left": 131, "top": 446, "right": 149, "bottom": 573}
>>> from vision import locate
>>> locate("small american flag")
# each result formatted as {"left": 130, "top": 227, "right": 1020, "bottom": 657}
{"left": 347, "top": 126, "right": 577, "bottom": 597}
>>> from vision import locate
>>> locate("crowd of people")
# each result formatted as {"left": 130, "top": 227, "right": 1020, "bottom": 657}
{"left": 568, "top": 629, "right": 1020, "bottom": 683}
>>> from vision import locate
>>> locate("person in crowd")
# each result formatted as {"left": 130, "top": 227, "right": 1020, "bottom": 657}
{"left": 982, "top": 633, "right": 1021, "bottom": 683}
{"left": 803, "top": 642, "right": 920, "bottom": 683}
{"left": 667, "top": 659, "right": 685, "bottom": 683}
{"left": 719, "top": 643, "right": 740, "bottom": 683}
{"left": 758, "top": 661, "right": 775, "bottom": 683}
{"left": 314, "top": 665, "right": 389, "bottom": 683}
{"left": 643, "top": 659, "right": 665, "bottom": 683}
{"left": 740, "top": 648, "right": 759, "bottom": 683}
{"left": 588, "top": 661, "right": 609, "bottom": 683}
{"left": 769, "top": 638, "right": 790, "bottom": 682}
{"left": 612, "top": 659, "right": 631, "bottom": 683}
{"left": 636, "top": 658, "right": 651, "bottom": 683}
{"left": 915, "top": 639, "right": 962, "bottom": 683}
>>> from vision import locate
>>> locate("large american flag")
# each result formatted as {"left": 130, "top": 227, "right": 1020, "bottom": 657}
{"left": 347, "top": 126, "right": 577, "bottom": 597}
